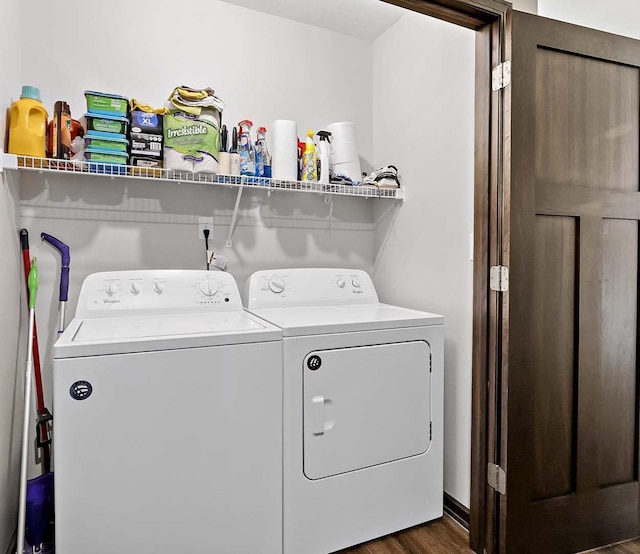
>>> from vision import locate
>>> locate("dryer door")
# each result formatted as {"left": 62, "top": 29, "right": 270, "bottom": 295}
{"left": 303, "top": 340, "right": 431, "bottom": 480}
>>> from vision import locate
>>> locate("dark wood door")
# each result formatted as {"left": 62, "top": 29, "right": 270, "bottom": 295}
{"left": 502, "top": 11, "right": 640, "bottom": 553}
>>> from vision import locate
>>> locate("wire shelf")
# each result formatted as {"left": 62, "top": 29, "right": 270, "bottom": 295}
{"left": 6, "top": 155, "right": 405, "bottom": 201}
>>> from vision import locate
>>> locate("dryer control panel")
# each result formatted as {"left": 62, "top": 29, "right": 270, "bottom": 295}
{"left": 246, "top": 268, "right": 379, "bottom": 309}
{"left": 76, "top": 270, "right": 243, "bottom": 318}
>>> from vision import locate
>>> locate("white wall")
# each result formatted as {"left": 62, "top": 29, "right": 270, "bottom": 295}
{"left": 18, "top": 0, "right": 376, "bottom": 483}
{"left": 512, "top": 0, "right": 538, "bottom": 15}
{"left": 0, "top": 0, "right": 21, "bottom": 151}
{"left": 22, "top": 0, "right": 374, "bottom": 170}
{"left": 0, "top": 172, "right": 23, "bottom": 553}
{"left": 538, "top": 0, "right": 640, "bottom": 39}
{"left": 0, "top": 0, "right": 24, "bottom": 548}
{"left": 372, "top": 13, "right": 475, "bottom": 507}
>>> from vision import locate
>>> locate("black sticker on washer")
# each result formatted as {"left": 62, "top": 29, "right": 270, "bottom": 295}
{"left": 70, "top": 381, "right": 93, "bottom": 400}
{"left": 307, "top": 356, "right": 322, "bottom": 371}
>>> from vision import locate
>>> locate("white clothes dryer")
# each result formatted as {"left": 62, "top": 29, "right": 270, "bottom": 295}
{"left": 246, "top": 268, "right": 444, "bottom": 554}
{"left": 53, "top": 270, "right": 283, "bottom": 554}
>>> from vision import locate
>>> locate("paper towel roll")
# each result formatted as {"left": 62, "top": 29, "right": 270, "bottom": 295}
{"left": 328, "top": 121, "right": 357, "bottom": 143}
{"left": 328, "top": 122, "right": 361, "bottom": 181}
{"left": 333, "top": 161, "right": 363, "bottom": 183}
{"left": 164, "top": 147, "right": 193, "bottom": 172}
{"left": 272, "top": 119, "right": 298, "bottom": 181}
{"left": 331, "top": 141, "right": 359, "bottom": 165}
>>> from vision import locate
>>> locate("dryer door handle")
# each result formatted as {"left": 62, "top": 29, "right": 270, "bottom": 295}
{"left": 311, "top": 396, "right": 326, "bottom": 436}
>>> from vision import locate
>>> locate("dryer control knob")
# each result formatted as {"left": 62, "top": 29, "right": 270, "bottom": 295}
{"left": 106, "top": 282, "right": 119, "bottom": 297}
{"left": 352, "top": 279, "right": 361, "bottom": 288}
{"left": 200, "top": 279, "right": 219, "bottom": 297}
{"left": 336, "top": 278, "right": 346, "bottom": 288}
{"left": 153, "top": 281, "right": 165, "bottom": 295}
{"left": 268, "top": 277, "right": 285, "bottom": 294}
{"left": 130, "top": 282, "right": 142, "bottom": 296}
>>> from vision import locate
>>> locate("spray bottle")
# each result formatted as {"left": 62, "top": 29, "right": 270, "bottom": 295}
{"left": 238, "top": 120, "right": 256, "bottom": 176}
{"left": 255, "top": 127, "right": 272, "bottom": 178}
{"left": 301, "top": 129, "right": 318, "bottom": 182}
{"left": 317, "top": 130, "right": 332, "bottom": 185}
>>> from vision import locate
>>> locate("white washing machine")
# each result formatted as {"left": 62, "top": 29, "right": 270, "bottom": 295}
{"left": 53, "top": 270, "right": 283, "bottom": 554}
{"left": 246, "top": 268, "right": 444, "bottom": 554}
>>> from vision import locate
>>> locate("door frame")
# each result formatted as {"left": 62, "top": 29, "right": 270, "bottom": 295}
{"left": 380, "top": 1, "right": 511, "bottom": 553}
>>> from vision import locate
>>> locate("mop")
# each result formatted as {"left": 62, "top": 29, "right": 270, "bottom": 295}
{"left": 41, "top": 233, "right": 70, "bottom": 335}
{"left": 17, "top": 230, "right": 55, "bottom": 554}
{"left": 16, "top": 259, "right": 42, "bottom": 554}
{"left": 19, "top": 231, "right": 52, "bottom": 471}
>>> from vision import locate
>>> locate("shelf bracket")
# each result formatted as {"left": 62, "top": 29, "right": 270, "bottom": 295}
{"left": 0, "top": 152, "right": 19, "bottom": 173}
{"left": 324, "top": 194, "right": 334, "bottom": 230}
{"left": 225, "top": 179, "right": 245, "bottom": 248}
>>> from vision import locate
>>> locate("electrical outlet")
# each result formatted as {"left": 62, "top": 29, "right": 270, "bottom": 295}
{"left": 199, "top": 217, "right": 214, "bottom": 239}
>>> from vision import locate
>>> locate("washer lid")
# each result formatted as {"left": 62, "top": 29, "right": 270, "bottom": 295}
{"left": 53, "top": 311, "right": 281, "bottom": 358}
{"left": 249, "top": 303, "right": 444, "bottom": 337}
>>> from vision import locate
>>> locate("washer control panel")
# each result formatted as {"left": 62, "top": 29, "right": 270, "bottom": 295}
{"left": 246, "top": 268, "right": 379, "bottom": 309}
{"left": 76, "top": 270, "right": 242, "bottom": 318}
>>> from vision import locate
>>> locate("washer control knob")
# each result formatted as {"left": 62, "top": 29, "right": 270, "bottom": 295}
{"left": 130, "top": 282, "right": 142, "bottom": 296}
{"left": 268, "top": 277, "right": 286, "bottom": 294}
{"left": 352, "top": 279, "right": 361, "bottom": 288}
{"left": 200, "top": 279, "right": 219, "bottom": 297}
{"left": 153, "top": 281, "right": 165, "bottom": 295}
{"left": 336, "top": 278, "right": 346, "bottom": 288}
{"left": 106, "top": 282, "right": 119, "bottom": 297}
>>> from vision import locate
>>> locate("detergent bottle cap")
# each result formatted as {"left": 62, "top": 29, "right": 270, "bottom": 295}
{"left": 317, "top": 130, "right": 332, "bottom": 142}
{"left": 21, "top": 85, "right": 41, "bottom": 102}
{"left": 257, "top": 126, "right": 267, "bottom": 134}
{"left": 304, "top": 129, "right": 316, "bottom": 153}
{"left": 238, "top": 120, "right": 253, "bottom": 132}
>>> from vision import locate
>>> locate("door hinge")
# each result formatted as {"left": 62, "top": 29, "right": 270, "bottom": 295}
{"left": 492, "top": 60, "right": 511, "bottom": 91}
{"left": 490, "top": 265, "right": 509, "bottom": 292}
{"left": 488, "top": 463, "right": 506, "bottom": 494}
{"left": 430, "top": 421, "right": 433, "bottom": 441}
{"left": 429, "top": 353, "right": 432, "bottom": 373}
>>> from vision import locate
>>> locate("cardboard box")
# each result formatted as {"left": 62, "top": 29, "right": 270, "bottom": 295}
{"left": 129, "top": 111, "right": 163, "bottom": 159}
{"left": 131, "top": 156, "right": 163, "bottom": 169}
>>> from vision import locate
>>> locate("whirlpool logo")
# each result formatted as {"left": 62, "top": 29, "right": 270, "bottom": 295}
{"left": 70, "top": 381, "right": 93, "bottom": 401}
{"left": 307, "top": 355, "right": 322, "bottom": 371}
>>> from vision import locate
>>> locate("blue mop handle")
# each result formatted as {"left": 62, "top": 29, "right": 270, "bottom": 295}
{"left": 40, "top": 233, "right": 70, "bottom": 302}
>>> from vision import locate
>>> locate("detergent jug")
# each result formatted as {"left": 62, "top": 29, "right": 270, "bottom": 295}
{"left": 8, "top": 86, "right": 48, "bottom": 158}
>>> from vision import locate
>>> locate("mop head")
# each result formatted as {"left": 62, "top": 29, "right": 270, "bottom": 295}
{"left": 25, "top": 472, "right": 54, "bottom": 553}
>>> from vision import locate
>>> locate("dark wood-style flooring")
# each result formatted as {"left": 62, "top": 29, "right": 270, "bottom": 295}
{"left": 338, "top": 515, "right": 640, "bottom": 553}
{"left": 339, "top": 516, "right": 471, "bottom": 553}
{"left": 586, "top": 541, "right": 640, "bottom": 554}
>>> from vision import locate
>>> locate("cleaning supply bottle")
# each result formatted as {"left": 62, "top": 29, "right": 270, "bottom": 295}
{"left": 8, "top": 86, "right": 48, "bottom": 158}
{"left": 230, "top": 127, "right": 240, "bottom": 176}
{"left": 238, "top": 120, "right": 256, "bottom": 176}
{"left": 317, "top": 131, "right": 332, "bottom": 184}
{"left": 255, "top": 127, "right": 272, "bottom": 178}
{"left": 47, "top": 101, "right": 72, "bottom": 159}
{"left": 301, "top": 129, "right": 318, "bottom": 182}
{"left": 219, "top": 125, "right": 231, "bottom": 174}
{"left": 297, "top": 137, "right": 306, "bottom": 180}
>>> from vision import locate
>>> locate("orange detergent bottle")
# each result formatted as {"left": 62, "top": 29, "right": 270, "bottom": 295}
{"left": 8, "top": 86, "right": 48, "bottom": 157}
